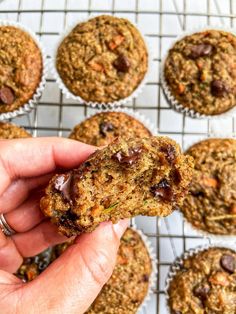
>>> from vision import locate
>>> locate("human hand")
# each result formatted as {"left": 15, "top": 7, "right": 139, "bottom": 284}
{"left": 0, "top": 137, "right": 128, "bottom": 314}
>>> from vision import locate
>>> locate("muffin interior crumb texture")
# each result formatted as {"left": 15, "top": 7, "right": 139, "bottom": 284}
{"left": 164, "top": 30, "right": 236, "bottom": 115}
{"left": 0, "top": 122, "right": 31, "bottom": 139}
{"left": 182, "top": 138, "right": 236, "bottom": 235}
{"left": 40, "top": 136, "right": 194, "bottom": 237}
{"left": 168, "top": 247, "right": 236, "bottom": 314}
{"left": 0, "top": 26, "right": 42, "bottom": 113}
{"left": 69, "top": 111, "right": 151, "bottom": 146}
{"left": 56, "top": 15, "right": 148, "bottom": 103}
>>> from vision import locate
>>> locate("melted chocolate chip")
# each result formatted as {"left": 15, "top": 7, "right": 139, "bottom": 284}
{"left": 189, "top": 44, "right": 213, "bottom": 59}
{"left": 0, "top": 87, "right": 15, "bottom": 105}
{"left": 160, "top": 144, "right": 176, "bottom": 164}
{"left": 142, "top": 274, "right": 149, "bottom": 282}
{"left": 171, "top": 169, "right": 182, "bottom": 185}
{"left": 220, "top": 254, "right": 236, "bottom": 274}
{"left": 99, "top": 121, "right": 115, "bottom": 137}
{"left": 112, "top": 147, "right": 142, "bottom": 166}
{"left": 211, "top": 80, "right": 230, "bottom": 97}
{"left": 150, "top": 179, "right": 173, "bottom": 201}
{"left": 193, "top": 283, "right": 210, "bottom": 300}
{"left": 113, "top": 54, "right": 130, "bottom": 73}
{"left": 54, "top": 173, "right": 72, "bottom": 203}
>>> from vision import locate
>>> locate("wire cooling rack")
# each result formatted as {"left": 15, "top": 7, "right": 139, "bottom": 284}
{"left": 1, "top": 0, "right": 236, "bottom": 313}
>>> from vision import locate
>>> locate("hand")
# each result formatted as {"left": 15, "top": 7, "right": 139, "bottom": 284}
{"left": 0, "top": 137, "right": 128, "bottom": 314}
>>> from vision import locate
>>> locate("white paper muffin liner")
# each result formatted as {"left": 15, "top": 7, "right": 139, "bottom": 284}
{"left": 165, "top": 242, "right": 236, "bottom": 313}
{"left": 130, "top": 223, "right": 157, "bottom": 314}
{"left": 69, "top": 107, "right": 158, "bottom": 137}
{"left": 180, "top": 134, "right": 236, "bottom": 243}
{"left": 0, "top": 20, "right": 47, "bottom": 121}
{"left": 161, "top": 25, "right": 236, "bottom": 120}
{"left": 51, "top": 14, "right": 152, "bottom": 109}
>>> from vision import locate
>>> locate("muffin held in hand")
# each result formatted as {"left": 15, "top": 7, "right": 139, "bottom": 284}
{"left": 40, "top": 136, "right": 194, "bottom": 237}
{"left": 0, "top": 26, "right": 42, "bottom": 114}
{"left": 182, "top": 138, "right": 236, "bottom": 235}
{"left": 16, "top": 228, "right": 153, "bottom": 314}
{"left": 168, "top": 247, "right": 236, "bottom": 314}
{"left": 69, "top": 111, "right": 152, "bottom": 146}
{"left": 164, "top": 29, "right": 236, "bottom": 115}
{"left": 56, "top": 15, "right": 148, "bottom": 104}
{"left": 0, "top": 122, "right": 32, "bottom": 139}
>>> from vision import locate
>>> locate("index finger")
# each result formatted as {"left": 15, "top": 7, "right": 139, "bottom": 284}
{"left": 0, "top": 137, "right": 96, "bottom": 196}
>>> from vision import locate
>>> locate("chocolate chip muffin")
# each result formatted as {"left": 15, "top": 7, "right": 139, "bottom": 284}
{"left": 167, "top": 247, "right": 236, "bottom": 314}
{"left": 182, "top": 138, "right": 236, "bottom": 235}
{"left": 40, "top": 136, "right": 194, "bottom": 237}
{"left": 86, "top": 228, "right": 152, "bottom": 314}
{"left": 56, "top": 15, "right": 148, "bottom": 104}
{"left": 69, "top": 111, "right": 152, "bottom": 146}
{"left": 164, "top": 29, "right": 236, "bottom": 115}
{"left": 0, "top": 122, "right": 31, "bottom": 139}
{"left": 0, "top": 26, "right": 43, "bottom": 114}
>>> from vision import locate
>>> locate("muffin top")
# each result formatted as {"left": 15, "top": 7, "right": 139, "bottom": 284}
{"left": 0, "top": 26, "right": 42, "bottom": 113}
{"left": 56, "top": 15, "right": 148, "bottom": 104}
{"left": 86, "top": 228, "right": 152, "bottom": 314}
{"left": 168, "top": 247, "right": 236, "bottom": 314}
{"left": 164, "top": 30, "right": 236, "bottom": 115}
{"left": 0, "top": 122, "right": 32, "bottom": 139}
{"left": 69, "top": 111, "right": 152, "bottom": 146}
{"left": 16, "top": 228, "right": 152, "bottom": 313}
{"left": 182, "top": 138, "right": 236, "bottom": 235}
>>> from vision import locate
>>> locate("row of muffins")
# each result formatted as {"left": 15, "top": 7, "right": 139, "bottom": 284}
{"left": 3, "top": 110, "right": 236, "bottom": 313}
{"left": 0, "top": 16, "right": 236, "bottom": 119}
{"left": 2, "top": 111, "right": 236, "bottom": 238}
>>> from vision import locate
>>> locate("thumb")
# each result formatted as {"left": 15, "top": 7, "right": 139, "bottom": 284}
{"left": 23, "top": 220, "right": 129, "bottom": 314}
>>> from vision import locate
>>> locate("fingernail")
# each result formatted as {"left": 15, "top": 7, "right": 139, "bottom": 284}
{"left": 113, "top": 219, "right": 129, "bottom": 239}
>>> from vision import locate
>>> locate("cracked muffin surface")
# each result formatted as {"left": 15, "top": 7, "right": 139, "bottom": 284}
{"left": 164, "top": 30, "right": 236, "bottom": 115}
{"left": 182, "top": 138, "right": 236, "bottom": 235}
{"left": 0, "top": 26, "right": 42, "bottom": 113}
{"left": 56, "top": 15, "right": 148, "bottom": 103}
{"left": 69, "top": 111, "right": 151, "bottom": 146}
{"left": 168, "top": 247, "right": 236, "bottom": 314}
{"left": 40, "top": 136, "right": 194, "bottom": 237}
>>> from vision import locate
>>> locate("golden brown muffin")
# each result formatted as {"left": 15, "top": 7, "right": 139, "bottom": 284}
{"left": 69, "top": 111, "right": 151, "bottom": 146}
{"left": 0, "top": 122, "right": 31, "bottom": 139}
{"left": 0, "top": 26, "right": 42, "bottom": 114}
{"left": 56, "top": 15, "right": 148, "bottom": 103}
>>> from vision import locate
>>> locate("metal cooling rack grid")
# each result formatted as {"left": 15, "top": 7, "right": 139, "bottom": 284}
{"left": 1, "top": 0, "right": 236, "bottom": 313}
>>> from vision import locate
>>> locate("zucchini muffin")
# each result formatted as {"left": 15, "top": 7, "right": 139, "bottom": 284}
{"left": 0, "top": 26, "right": 43, "bottom": 114}
{"left": 182, "top": 138, "right": 236, "bottom": 235}
{"left": 0, "top": 122, "right": 31, "bottom": 139}
{"left": 164, "top": 29, "right": 236, "bottom": 115}
{"left": 69, "top": 111, "right": 151, "bottom": 146}
{"left": 168, "top": 247, "right": 236, "bottom": 314}
{"left": 56, "top": 15, "right": 148, "bottom": 104}
{"left": 40, "top": 136, "right": 194, "bottom": 237}
{"left": 16, "top": 228, "right": 152, "bottom": 313}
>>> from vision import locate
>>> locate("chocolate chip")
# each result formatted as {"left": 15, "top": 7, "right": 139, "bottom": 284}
{"left": 99, "top": 121, "right": 115, "bottom": 137}
{"left": 189, "top": 44, "right": 213, "bottom": 59}
{"left": 150, "top": 179, "right": 173, "bottom": 202}
{"left": 160, "top": 144, "right": 176, "bottom": 164}
{"left": 193, "top": 283, "right": 210, "bottom": 300}
{"left": 142, "top": 274, "right": 149, "bottom": 282}
{"left": 211, "top": 80, "right": 230, "bottom": 97}
{"left": 54, "top": 173, "right": 72, "bottom": 203}
{"left": 0, "top": 87, "right": 15, "bottom": 105}
{"left": 112, "top": 147, "right": 142, "bottom": 166}
{"left": 220, "top": 254, "right": 236, "bottom": 274}
{"left": 113, "top": 54, "right": 130, "bottom": 73}
{"left": 171, "top": 169, "right": 182, "bottom": 185}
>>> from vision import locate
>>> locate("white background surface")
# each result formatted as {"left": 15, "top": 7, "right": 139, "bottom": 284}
{"left": 0, "top": 0, "right": 235, "bottom": 313}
